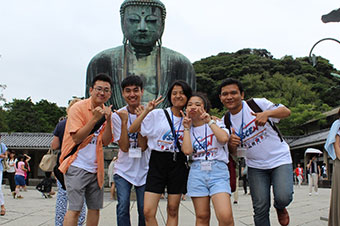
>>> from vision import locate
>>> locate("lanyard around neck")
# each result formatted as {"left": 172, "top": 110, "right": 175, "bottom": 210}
{"left": 171, "top": 110, "right": 183, "bottom": 151}
{"left": 192, "top": 124, "right": 208, "bottom": 160}
{"left": 230, "top": 102, "right": 244, "bottom": 146}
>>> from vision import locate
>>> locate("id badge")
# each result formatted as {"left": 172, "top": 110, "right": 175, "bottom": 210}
{"left": 129, "top": 147, "right": 142, "bottom": 158}
{"left": 237, "top": 146, "right": 247, "bottom": 157}
{"left": 201, "top": 161, "right": 212, "bottom": 171}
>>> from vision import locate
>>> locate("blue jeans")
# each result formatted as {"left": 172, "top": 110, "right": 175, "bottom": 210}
{"left": 248, "top": 163, "right": 294, "bottom": 226}
{"left": 114, "top": 174, "right": 146, "bottom": 226}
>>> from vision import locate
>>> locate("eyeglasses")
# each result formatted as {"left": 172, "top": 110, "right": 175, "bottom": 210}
{"left": 94, "top": 86, "right": 111, "bottom": 94}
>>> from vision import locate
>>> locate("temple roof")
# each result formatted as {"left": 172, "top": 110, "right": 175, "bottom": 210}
{"left": 0, "top": 132, "right": 53, "bottom": 150}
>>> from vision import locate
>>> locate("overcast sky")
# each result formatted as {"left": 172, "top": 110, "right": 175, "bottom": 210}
{"left": 1, "top": 0, "right": 340, "bottom": 107}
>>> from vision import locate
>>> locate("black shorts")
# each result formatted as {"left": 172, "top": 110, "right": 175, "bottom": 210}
{"left": 145, "top": 150, "right": 189, "bottom": 195}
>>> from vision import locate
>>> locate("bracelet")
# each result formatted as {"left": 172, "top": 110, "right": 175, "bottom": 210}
{"left": 208, "top": 119, "right": 216, "bottom": 126}
{"left": 184, "top": 127, "right": 190, "bottom": 131}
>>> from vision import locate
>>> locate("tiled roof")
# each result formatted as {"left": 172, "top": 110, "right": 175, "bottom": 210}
{"left": 286, "top": 129, "right": 329, "bottom": 150}
{"left": 0, "top": 132, "right": 53, "bottom": 149}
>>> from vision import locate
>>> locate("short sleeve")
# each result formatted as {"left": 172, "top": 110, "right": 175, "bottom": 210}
{"left": 140, "top": 110, "right": 157, "bottom": 137}
{"left": 111, "top": 112, "right": 122, "bottom": 142}
{"left": 67, "top": 103, "right": 86, "bottom": 134}
{"left": 253, "top": 98, "right": 284, "bottom": 123}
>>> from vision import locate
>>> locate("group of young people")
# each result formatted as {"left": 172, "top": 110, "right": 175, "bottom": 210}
{"left": 58, "top": 73, "right": 293, "bottom": 226}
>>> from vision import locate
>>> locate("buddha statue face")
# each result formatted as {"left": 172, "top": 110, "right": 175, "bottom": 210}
{"left": 121, "top": 5, "right": 164, "bottom": 47}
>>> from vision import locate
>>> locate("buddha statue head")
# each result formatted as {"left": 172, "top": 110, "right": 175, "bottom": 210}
{"left": 120, "top": 0, "right": 166, "bottom": 48}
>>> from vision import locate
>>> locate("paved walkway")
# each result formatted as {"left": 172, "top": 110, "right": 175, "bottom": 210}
{"left": 0, "top": 184, "right": 330, "bottom": 226}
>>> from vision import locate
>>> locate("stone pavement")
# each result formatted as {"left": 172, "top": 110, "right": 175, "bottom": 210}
{"left": 0, "top": 184, "right": 330, "bottom": 226}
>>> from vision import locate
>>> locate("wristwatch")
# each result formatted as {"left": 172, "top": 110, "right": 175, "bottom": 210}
{"left": 208, "top": 119, "right": 216, "bottom": 126}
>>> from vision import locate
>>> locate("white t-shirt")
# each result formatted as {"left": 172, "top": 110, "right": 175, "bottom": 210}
{"left": 140, "top": 107, "right": 183, "bottom": 152}
{"left": 189, "top": 120, "right": 230, "bottom": 164}
{"left": 71, "top": 126, "right": 102, "bottom": 173}
{"left": 111, "top": 106, "right": 150, "bottom": 186}
{"left": 226, "top": 98, "right": 292, "bottom": 169}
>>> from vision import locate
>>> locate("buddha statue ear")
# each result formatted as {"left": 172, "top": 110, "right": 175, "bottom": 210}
{"left": 123, "top": 37, "right": 128, "bottom": 45}
{"left": 157, "top": 38, "right": 162, "bottom": 47}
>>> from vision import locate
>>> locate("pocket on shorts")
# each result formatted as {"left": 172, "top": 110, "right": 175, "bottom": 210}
{"left": 216, "top": 161, "right": 228, "bottom": 170}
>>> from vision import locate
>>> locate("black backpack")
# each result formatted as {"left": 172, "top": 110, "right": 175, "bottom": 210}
{"left": 223, "top": 98, "right": 283, "bottom": 142}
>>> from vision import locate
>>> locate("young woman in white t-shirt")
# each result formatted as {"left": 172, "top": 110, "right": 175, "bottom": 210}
{"left": 181, "top": 92, "right": 234, "bottom": 226}
{"left": 129, "top": 80, "right": 192, "bottom": 226}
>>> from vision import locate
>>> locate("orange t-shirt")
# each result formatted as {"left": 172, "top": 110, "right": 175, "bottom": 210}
{"left": 59, "top": 97, "right": 107, "bottom": 188}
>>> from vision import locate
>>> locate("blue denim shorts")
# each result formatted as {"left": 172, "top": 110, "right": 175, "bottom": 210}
{"left": 187, "top": 160, "right": 231, "bottom": 197}
{"left": 15, "top": 175, "right": 26, "bottom": 186}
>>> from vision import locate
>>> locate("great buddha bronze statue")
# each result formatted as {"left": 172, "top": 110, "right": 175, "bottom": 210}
{"left": 85, "top": 0, "right": 196, "bottom": 108}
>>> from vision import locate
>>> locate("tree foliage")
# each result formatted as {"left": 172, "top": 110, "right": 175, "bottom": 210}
{"left": 193, "top": 48, "right": 339, "bottom": 135}
{"left": 2, "top": 98, "right": 65, "bottom": 132}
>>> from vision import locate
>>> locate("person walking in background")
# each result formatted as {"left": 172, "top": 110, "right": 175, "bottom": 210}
{"left": 14, "top": 154, "right": 27, "bottom": 199}
{"left": 321, "top": 163, "right": 327, "bottom": 179}
{"left": 295, "top": 163, "right": 304, "bottom": 188}
{"left": 112, "top": 75, "right": 149, "bottom": 226}
{"left": 23, "top": 153, "right": 31, "bottom": 190}
{"left": 0, "top": 135, "right": 8, "bottom": 215}
{"left": 107, "top": 156, "right": 117, "bottom": 200}
{"left": 240, "top": 158, "right": 248, "bottom": 195}
{"left": 51, "top": 98, "right": 86, "bottom": 226}
{"left": 324, "top": 109, "right": 340, "bottom": 226}
{"left": 6, "top": 150, "right": 16, "bottom": 198}
{"left": 307, "top": 155, "right": 320, "bottom": 196}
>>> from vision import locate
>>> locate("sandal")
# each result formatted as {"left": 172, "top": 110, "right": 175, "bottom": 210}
{"left": 0, "top": 209, "right": 5, "bottom": 216}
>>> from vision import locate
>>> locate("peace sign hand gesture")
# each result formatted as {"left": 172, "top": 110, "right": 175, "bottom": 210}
{"left": 180, "top": 110, "right": 192, "bottom": 129}
{"left": 146, "top": 96, "right": 164, "bottom": 112}
{"left": 198, "top": 107, "right": 211, "bottom": 124}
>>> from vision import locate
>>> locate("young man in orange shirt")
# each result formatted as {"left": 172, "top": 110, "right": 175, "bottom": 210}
{"left": 59, "top": 73, "right": 113, "bottom": 226}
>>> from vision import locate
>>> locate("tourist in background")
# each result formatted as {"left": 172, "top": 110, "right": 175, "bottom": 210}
{"left": 324, "top": 109, "right": 340, "bottom": 226}
{"left": 307, "top": 155, "right": 320, "bottom": 196}
{"left": 0, "top": 135, "right": 8, "bottom": 215}
{"left": 6, "top": 150, "right": 16, "bottom": 198}
{"left": 295, "top": 163, "right": 303, "bottom": 188}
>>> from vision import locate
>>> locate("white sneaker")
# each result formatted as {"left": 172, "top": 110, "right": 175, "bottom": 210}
{"left": 309, "top": 193, "right": 312, "bottom": 196}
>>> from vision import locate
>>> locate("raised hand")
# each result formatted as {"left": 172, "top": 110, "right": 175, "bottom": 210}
{"left": 180, "top": 110, "right": 192, "bottom": 129}
{"left": 198, "top": 107, "right": 211, "bottom": 124}
{"left": 103, "top": 105, "right": 113, "bottom": 119}
{"left": 146, "top": 96, "right": 164, "bottom": 112}
{"left": 135, "top": 105, "right": 145, "bottom": 117}
{"left": 115, "top": 109, "right": 128, "bottom": 123}
{"left": 93, "top": 106, "right": 105, "bottom": 121}
{"left": 251, "top": 111, "right": 268, "bottom": 127}
{"left": 228, "top": 128, "right": 241, "bottom": 148}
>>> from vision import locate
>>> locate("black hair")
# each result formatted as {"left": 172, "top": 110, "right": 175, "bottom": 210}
{"left": 16, "top": 154, "right": 24, "bottom": 169}
{"left": 189, "top": 92, "right": 211, "bottom": 113}
{"left": 121, "top": 75, "right": 144, "bottom": 90}
{"left": 167, "top": 80, "right": 192, "bottom": 106}
{"left": 338, "top": 108, "right": 340, "bottom": 118}
{"left": 91, "top": 73, "right": 113, "bottom": 89}
{"left": 218, "top": 78, "right": 244, "bottom": 94}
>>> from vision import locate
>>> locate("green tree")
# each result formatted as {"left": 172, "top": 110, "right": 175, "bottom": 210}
{"left": 4, "top": 98, "right": 66, "bottom": 132}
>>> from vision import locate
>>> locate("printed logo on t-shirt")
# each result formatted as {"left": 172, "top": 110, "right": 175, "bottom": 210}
{"left": 157, "top": 129, "right": 183, "bottom": 151}
{"left": 192, "top": 133, "right": 217, "bottom": 159}
{"left": 238, "top": 118, "right": 269, "bottom": 149}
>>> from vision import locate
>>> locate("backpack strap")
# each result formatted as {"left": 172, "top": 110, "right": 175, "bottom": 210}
{"left": 246, "top": 98, "right": 284, "bottom": 142}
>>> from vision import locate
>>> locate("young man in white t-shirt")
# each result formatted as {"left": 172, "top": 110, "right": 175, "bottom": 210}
{"left": 111, "top": 75, "right": 149, "bottom": 226}
{"left": 219, "top": 78, "right": 293, "bottom": 226}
